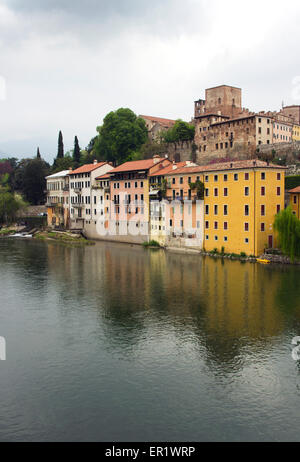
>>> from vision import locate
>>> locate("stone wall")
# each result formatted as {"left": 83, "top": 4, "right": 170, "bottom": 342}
{"left": 258, "top": 141, "right": 300, "bottom": 163}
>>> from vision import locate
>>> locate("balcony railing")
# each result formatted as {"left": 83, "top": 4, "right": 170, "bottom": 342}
{"left": 72, "top": 203, "right": 86, "bottom": 209}
{"left": 74, "top": 187, "right": 82, "bottom": 194}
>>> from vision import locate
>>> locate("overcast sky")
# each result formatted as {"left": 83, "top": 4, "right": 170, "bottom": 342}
{"left": 1, "top": 0, "right": 300, "bottom": 162}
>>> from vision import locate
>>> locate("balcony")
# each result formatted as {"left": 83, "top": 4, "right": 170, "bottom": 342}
{"left": 63, "top": 185, "right": 69, "bottom": 192}
{"left": 72, "top": 203, "right": 86, "bottom": 209}
{"left": 74, "top": 187, "right": 82, "bottom": 194}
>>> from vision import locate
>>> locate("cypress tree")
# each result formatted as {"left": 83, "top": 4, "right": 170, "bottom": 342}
{"left": 37, "top": 147, "right": 41, "bottom": 159}
{"left": 58, "top": 131, "right": 64, "bottom": 159}
{"left": 73, "top": 136, "right": 81, "bottom": 167}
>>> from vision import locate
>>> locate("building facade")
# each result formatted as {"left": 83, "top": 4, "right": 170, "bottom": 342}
{"left": 288, "top": 187, "right": 300, "bottom": 218}
{"left": 69, "top": 161, "right": 114, "bottom": 230}
{"left": 45, "top": 170, "right": 70, "bottom": 228}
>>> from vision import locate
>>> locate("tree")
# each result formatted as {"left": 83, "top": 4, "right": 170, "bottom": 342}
{"left": 0, "top": 192, "right": 24, "bottom": 224}
{"left": 274, "top": 206, "right": 300, "bottom": 261}
{"left": 58, "top": 131, "right": 64, "bottom": 159}
{"left": 93, "top": 108, "right": 148, "bottom": 164}
{"left": 161, "top": 119, "right": 195, "bottom": 143}
{"left": 51, "top": 155, "right": 73, "bottom": 174}
{"left": 37, "top": 147, "right": 41, "bottom": 159}
{"left": 14, "top": 158, "right": 50, "bottom": 205}
{"left": 73, "top": 136, "right": 81, "bottom": 168}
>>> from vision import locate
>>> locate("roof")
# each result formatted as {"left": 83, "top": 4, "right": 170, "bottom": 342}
{"left": 70, "top": 162, "right": 107, "bottom": 175}
{"left": 140, "top": 115, "right": 176, "bottom": 128}
{"left": 96, "top": 173, "right": 111, "bottom": 180}
{"left": 288, "top": 186, "right": 300, "bottom": 193}
{"left": 165, "top": 159, "right": 286, "bottom": 176}
{"left": 46, "top": 170, "right": 71, "bottom": 179}
{"left": 149, "top": 162, "right": 190, "bottom": 177}
{"left": 108, "top": 158, "right": 166, "bottom": 174}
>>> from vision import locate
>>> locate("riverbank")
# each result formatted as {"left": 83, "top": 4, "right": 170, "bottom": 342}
{"left": 34, "top": 231, "right": 96, "bottom": 246}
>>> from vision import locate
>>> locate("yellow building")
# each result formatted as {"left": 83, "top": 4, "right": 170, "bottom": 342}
{"left": 288, "top": 186, "right": 300, "bottom": 218}
{"left": 292, "top": 124, "right": 300, "bottom": 141}
{"left": 164, "top": 159, "right": 285, "bottom": 256}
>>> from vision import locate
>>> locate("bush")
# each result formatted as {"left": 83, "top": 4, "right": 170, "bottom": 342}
{"left": 143, "top": 240, "right": 161, "bottom": 248}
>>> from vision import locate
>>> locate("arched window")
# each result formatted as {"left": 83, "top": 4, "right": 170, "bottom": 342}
{"left": 218, "top": 98, "right": 222, "bottom": 105}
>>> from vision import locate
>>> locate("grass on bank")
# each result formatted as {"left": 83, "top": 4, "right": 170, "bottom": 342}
{"left": 35, "top": 231, "right": 95, "bottom": 246}
{"left": 142, "top": 240, "right": 161, "bottom": 248}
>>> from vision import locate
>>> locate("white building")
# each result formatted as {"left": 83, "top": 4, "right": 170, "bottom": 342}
{"left": 69, "top": 161, "right": 114, "bottom": 230}
{"left": 45, "top": 170, "right": 71, "bottom": 228}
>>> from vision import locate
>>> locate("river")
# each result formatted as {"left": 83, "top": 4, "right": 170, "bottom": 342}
{"left": 0, "top": 238, "right": 300, "bottom": 442}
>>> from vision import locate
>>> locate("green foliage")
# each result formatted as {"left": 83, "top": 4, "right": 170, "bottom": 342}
{"left": 189, "top": 180, "right": 204, "bottom": 199}
{"left": 93, "top": 108, "right": 148, "bottom": 165}
{"left": 57, "top": 131, "right": 64, "bottom": 159}
{"left": 285, "top": 175, "right": 300, "bottom": 191}
{"left": 161, "top": 119, "right": 195, "bottom": 143}
{"left": 274, "top": 206, "right": 300, "bottom": 261}
{"left": 0, "top": 192, "right": 25, "bottom": 224}
{"left": 240, "top": 252, "right": 247, "bottom": 258}
{"left": 73, "top": 136, "right": 81, "bottom": 168}
{"left": 51, "top": 155, "right": 74, "bottom": 174}
{"left": 142, "top": 240, "right": 161, "bottom": 248}
{"left": 139, "top": 140, "right": 168, "bottom": 159}
{"left": 14, "top": 158, "right": 50, "bottom": 205}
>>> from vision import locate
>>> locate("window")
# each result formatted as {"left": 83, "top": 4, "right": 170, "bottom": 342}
{"left": 277, "top": 205, "right": 281, "bottom": 213}
{"left": 180, "top": 178, "right": 183, "bottom": 185}
{"left": 205, "top": 221, "right": 209, "bottom": 229}
{"left": 205, "top": 205, "right": 209, "bottom": 215}
{"left": 234, "top": 174, "right": 238, "bottom": 181}
{"left": 214, "top": 205, "right": 218, "bottom": 215}
{"left": 214, "top": 188, "right": 218, "bottom": 197}
{"left": 244, "top": 223, "right": 249, "bottom": 232}
{"left": 141, "top": 182, "right": 144, "bottom": 187}
{"left": 224, "top": 236, "right": 228, "bottom": 242}
{"left": 135, "top": 182, "right": 138, "bottom": 188}
{"left": 224, "top": 222, "right": 228, "bottom": 230}
{"left": 172, "top": 178, "right": 176, "bottom": 185}
{"left": 277, "top": 187, "right": 281, "bottom": 196}
{"left": 261, "top": 172, "right": 265, "bottom": 180}
{"left": 245, "top": 187, "right": 249, "bottom": 196}
{"left": 261, "top": 205, "right": 265, "bottom": 216}
{"left": 205, "top": 175, "right": 209, "bottom": 182}
{"left": 214, "top": 236, "right": 218, "bottom": 241}
{"left": 245, "top": 173, "right": 249, "bottom": 180}
{"left": 206, "top": 235, "right": 209, "bottom": 240}
{"left": 205, "top": 189, "right": 209, "bottom": 197}
{"left": 224, "top": 174, "right": 228, "bottom": 182}
{"left": 170, "top": 219, "right": 173, "bottom": 226}
{"left": 261, "top": 223, "right": 265, "bottom": 232}
{"left": 245, "top": 238, "right": 249, "bottom": 244}
{"left": 294, "top": 195, "right": 297, "bottom": 204}
{"left": 214, "top": 222, "right": 218, "bottom": 230}
{"left": 216, "top": 144, "right": 219, "bottom": 150}
{"left": 261, "top": 186, "right": 265, "bottom": 196}
{"left": 224, "top": 205, "right": 228, "bottom": 215}
{"left": 277, "top": 174, "right": 281, "bottom": 182}
{"left": 224, "top": 188, "right": 228, "bottom": 197}
{"left": 214, "top": 175, "right": 218, "bottom": 182}
{"left": 245, "top": 205, "right": 249, "bottom": 216}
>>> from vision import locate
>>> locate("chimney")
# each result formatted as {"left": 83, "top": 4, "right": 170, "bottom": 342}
{"left": 153, "top": 155, "right": 160, "bottom": 164}
{"left": 93, "top": 159, "right": 98, "bottom": 165}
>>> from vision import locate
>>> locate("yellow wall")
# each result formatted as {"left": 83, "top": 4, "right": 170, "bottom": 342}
{"left": 292, "top": 125, "right": 300, "bottom": 141}
{"left": 202, "top": 168, "right": 284, "bottom": 256}
{"left": 290, "top": 193, "right": 300, "bottom": 218}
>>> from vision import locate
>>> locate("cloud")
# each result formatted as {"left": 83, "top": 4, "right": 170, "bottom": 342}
{"left": 1, "top": 0, "right": 300, "bottom": 161}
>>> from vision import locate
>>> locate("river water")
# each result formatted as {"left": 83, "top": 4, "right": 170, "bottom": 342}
{"left": 0, "top": 238, "right": 300, "bottom": 442}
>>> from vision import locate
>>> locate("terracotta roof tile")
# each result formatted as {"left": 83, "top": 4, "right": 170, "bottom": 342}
{"left": 70, "top": 162, "right": 107, "bottom": 175}
{"left": 288, "top": 186, "right": 300, "bottom": 193}
{"left": 108, "top": 158, "right": 166, "bottom": 174}
{"left": 165, "top": 159, "right": 286, "bottom": 176}
{"left": 149, "top": 162, "right": 189, "bottom": 176}
{"left": 140, "top": 115, "right": 176, "bottom": 128}
{"left": 96, "top": 173, "right": 111, "bottom": 180}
